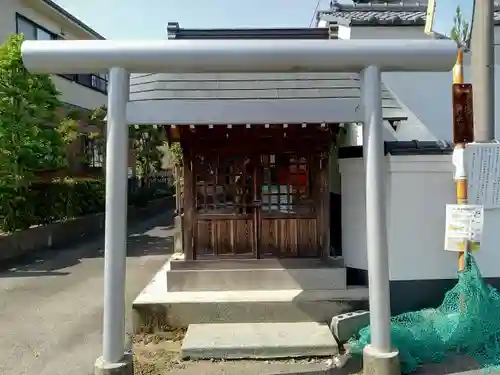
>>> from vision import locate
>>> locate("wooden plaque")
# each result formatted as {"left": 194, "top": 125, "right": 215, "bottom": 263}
{"left": 453, "top": 83, "right": 474, "bottom": 144}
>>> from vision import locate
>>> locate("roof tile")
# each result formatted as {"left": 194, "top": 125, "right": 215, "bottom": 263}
{"left": 318, "top": 1, "right": 500, "bottom": 26}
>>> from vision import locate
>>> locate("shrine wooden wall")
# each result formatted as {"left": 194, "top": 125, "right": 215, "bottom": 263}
{"left": 175, "top": 124, "right": 334, "bottom": 260}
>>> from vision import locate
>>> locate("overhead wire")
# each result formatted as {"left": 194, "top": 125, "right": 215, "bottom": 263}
{"left": 308, "top": 0, "right": 323, "bottom": 27}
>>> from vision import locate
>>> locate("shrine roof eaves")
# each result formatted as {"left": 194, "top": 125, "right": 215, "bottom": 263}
{"left": 166, "top": 23, "right": 335, "bottom": 39}
{"left": 338, "top": 140, "right": 454, "bottom": 158}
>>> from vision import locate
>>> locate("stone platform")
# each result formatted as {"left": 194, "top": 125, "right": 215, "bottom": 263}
{"left": 181, "top": 322, "right": 338, "bottom": 360}
{"left": 132, "top": 258, "right": 369, "bottom": 330}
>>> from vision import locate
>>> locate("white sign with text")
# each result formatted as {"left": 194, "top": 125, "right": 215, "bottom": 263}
{"left": 444, "top": 204, "right": 483, "bottom": 252}
{"left": 465, "top": 142, "right": 500, "bottom": 209}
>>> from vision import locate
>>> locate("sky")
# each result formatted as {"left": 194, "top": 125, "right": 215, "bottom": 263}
{"left": 432, "top": 0, "right": 475, "bottom": 42}
{"left": 52, "top": 0, "right": 333, "bottom": 40}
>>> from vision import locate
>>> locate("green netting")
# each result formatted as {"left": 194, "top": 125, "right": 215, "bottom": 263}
{"left": 348, "top": 252, "right": 500, "bottom": 374}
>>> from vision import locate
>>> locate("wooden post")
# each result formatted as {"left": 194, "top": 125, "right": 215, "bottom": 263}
{"left": 183, "top": 152, "right": 195, "bottom": 260}
{"left": 320, "top": 154, "right": 330, "bottom": 260}
{"left": 452, "top": 48, "right": 474, "bottom": 272}
{"left": 174, "top": 163, "right": 182, "bottom": 214}
{"left": 252, "top": 162, "right": 261, "bottom": 259}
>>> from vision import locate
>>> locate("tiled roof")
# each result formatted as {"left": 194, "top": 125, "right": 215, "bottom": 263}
{"left": 317, "top": 1, "right": 500, "bottom": 26}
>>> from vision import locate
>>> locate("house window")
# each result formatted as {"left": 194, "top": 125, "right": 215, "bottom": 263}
{"left": 16, "top": 14, "right": 58, "bottom": 40}
{"left": 37, "top": 28, "right": 55, "bottom": 40}
{"left": 91, "top": 73, "right": 108, "bottom": 93}
{"left": 83, "top": 137, "right": 104, "bottom": 168}
{"left": 15, "top": 14, "right": 108, "bottom": 95}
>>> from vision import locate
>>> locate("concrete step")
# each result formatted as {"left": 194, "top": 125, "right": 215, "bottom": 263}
{"left": 133, "top": 288, "right": 369, "bottom": 329}
{"left": 169, "top": 257, "right": 344, "bottom": 270}
{"left": 180, "top": 322, "right": 338, "bottom": 360}
{"left": 132, "top": 262, "right": 368, "bottom": 330}
{"left": 167, "top": 267, "right": 346, "bottom": 292}
{"left": 166, "top": 257, "right": 347, "bottom": 292}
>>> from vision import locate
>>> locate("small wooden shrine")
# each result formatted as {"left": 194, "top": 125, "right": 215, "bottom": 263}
{"left": 167, "top": 123, "right": 336, "bottom": 260}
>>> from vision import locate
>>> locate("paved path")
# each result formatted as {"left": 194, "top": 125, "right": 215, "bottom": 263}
{"left": 0, "top": 213, "right": 174, "bottom": 375}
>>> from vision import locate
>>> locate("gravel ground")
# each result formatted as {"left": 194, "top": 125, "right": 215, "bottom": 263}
{"left": 132, "top": 331, "right": 497, "bottom": 375}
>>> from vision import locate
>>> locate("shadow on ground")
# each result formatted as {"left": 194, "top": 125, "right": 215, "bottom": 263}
{"left": 0, "top": 211, "right": 175, "bottom": 278}
{"left": 259, "top": 355, "right": 487, "bottom": 375}
{"left": 411, "top": 354, "right": 483, "bottom": 375}
{"left": 269, "top": 355, "right": 485, "bottom": 375}
{"left": 164, "top": 358, "right": 363, "bottom": 375}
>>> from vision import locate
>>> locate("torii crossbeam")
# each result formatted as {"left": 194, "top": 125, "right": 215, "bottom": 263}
{"left": 22, "top": 38, "right": 456, "bottom": 375}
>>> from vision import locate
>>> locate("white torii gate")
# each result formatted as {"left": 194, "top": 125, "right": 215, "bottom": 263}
{"left": 22, "top": 38, "right": 456, "bottom": 375}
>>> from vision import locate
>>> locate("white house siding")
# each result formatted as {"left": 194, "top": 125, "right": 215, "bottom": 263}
{"left": 0, "top": 0, "right": 106, "bottom": 110}
{"left": 51, "top": 75, "right": 107, "bottom": 110}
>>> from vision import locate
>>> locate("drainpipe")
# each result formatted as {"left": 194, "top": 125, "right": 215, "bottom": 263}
{"left": 471, "top": 0, "right": 495, "bottom": 142}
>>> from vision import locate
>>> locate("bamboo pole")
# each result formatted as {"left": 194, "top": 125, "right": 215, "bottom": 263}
{"left": 455, "top": 144, "right": 468, "bottom": 272}
{"left": 453, "top": 48, "right": 464, "bottom": 85}
{"left": 453, "top": 49, "right": 467, "bottom": 272}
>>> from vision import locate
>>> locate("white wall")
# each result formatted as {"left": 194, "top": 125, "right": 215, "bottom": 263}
{"left": 348, "top": 24, "right": 500, "bottom": 141}
{"left": 0, "top": 0, "right": 106, "bottom": 110}
{"left": 340, "top": 154, "right": 500, "bottom": 281}
{"left": 382, "top": 66, "right": 500, "bottom": 141}
{"left": 350, "top": 26, "right": 426, "bottom": 40}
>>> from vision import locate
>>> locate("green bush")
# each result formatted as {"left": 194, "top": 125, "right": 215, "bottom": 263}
{"left": 0, "top": 178, "right": 105, "bottom": 233}
{"left": 0, "top": 176, "right": 173, "bottom": 233}
{"left": 127, "top": 177, "right": 173, "bottom": 207}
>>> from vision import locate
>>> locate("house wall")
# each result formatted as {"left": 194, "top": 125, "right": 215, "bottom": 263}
{"left": 349, "top": 24, "right": 500, "bottom": 141}
{"left": 340, "top": 152, "right": 500, "bottom": 313}
{"left": 0, "top": 0, "right": 107, "bottom": 110}
{"left": 339, "top": 154, "right": 500, "bottom": 282}
{"left": 339, "top": 155, "right": 500, "bottom": 281}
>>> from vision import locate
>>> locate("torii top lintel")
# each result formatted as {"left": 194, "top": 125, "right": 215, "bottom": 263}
{"left": 21, "top": 39, "right": 457, "bottom": 75}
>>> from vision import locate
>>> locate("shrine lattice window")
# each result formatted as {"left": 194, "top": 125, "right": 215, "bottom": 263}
{"left": 193, "top": 153, "right": 315, "bottom": 215}
{"left": 194, "top": 155, "right": 255, "bottom": 214}
{"left": 260, "top": 154, "right": 314, "bottom": 215}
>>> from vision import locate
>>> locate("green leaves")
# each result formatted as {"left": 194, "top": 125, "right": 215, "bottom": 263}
{"left": 0, "top": 34, "right": 66, "bottom": 189}
{"left": 56, "top": 105, "right": 170, "bottom": 177}
{"left": 450, "top": 6, "right": 470, "bottom": 45}
{"left": 0, "top": 178, "right": 105, "bottom": 232}
{"left": 167, "top": 142, "right": 183, "bottom": 166}
{"left": 130, "top": 124, "right": 166, "bottom": 179}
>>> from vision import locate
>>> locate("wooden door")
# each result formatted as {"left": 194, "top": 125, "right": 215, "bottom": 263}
{"left": 193, "top": 155, "right": 257, "bottom": 258}
{"left": 191, "top": 153, "right": 321, "bottom": 259}
{"left": 256, "top": 153, "right": 320, "bottom": 257}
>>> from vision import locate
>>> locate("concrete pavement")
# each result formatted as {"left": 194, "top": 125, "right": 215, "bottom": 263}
{"left": 0, "top": 213, "right": 174, "bottom": 375}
